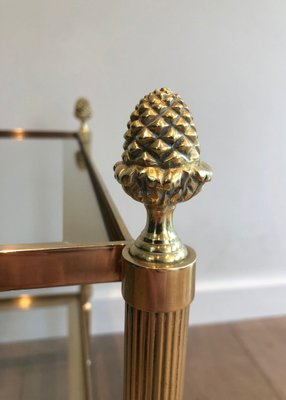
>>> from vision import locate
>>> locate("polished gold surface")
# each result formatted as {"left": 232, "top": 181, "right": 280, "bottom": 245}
{"left": 114, "top": 88, "right": 212, "bottom": 263}
{"left": 74, "top": 97, "right": 92, "bottom": 149}
{"left": 122, "top": 245, "right": 196, "bottom": 313}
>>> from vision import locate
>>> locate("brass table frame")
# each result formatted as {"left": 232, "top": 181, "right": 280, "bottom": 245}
{"left": 0, "top": 129, "right": 131, "bottom": 400}
{"left": 0, "top": 130, "right": 131, "bottom": 292}
{"left": 0, "top": 89, "right": 211, "bottom": 400}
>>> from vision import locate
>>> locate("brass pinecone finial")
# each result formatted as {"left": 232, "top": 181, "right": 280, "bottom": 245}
{"left": 74, "top": 97, "right": 92, "bottom": 121}
{"left": 122, "top": 87, "right": 199, "bottom": 168}
{"left": 114, "top": 88, "right": 212, "bottom": 207}
{"left": 74, "top": 97, "right": 92, "bottom": 150}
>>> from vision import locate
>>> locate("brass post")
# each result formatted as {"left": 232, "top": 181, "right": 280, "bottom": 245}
{"left": 114, "top": 88, "right": 212, "bottom": 399}
{"left": 74, "top": 97, "right": 94, "bottom": 398}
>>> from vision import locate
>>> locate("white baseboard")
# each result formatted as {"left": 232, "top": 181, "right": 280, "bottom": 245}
{"left": 191, "top": 282, "right": 286, "bottom": 325}
{"left": 90, "top": 281, "right": 286, "bottom": 334}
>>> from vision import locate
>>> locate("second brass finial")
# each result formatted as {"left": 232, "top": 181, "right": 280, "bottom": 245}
{"left": 114, "top": 88, "right": 212, "bottom": 263}
{"left": 74, "top": 97, "right": 92, "bottom": 147}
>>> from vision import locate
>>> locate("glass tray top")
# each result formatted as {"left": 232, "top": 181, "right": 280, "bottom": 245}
{"left": 0, "top": 136, "right": 109, "bottom": 246}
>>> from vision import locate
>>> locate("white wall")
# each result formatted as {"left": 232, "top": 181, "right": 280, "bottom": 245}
{"left": 1, "top": 0, "right": 286, "bottom": 335}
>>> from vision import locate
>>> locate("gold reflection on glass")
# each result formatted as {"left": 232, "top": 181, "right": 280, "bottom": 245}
{"left": 18, "top": 294, "right": 32, "bottom": 309}
{"left": 82, "top": 301, "right": 92, "bottom": 311}
{"left": 13, "top": 128, "right": 25, "bottom": 141}
{"left": 75, "top": 150, "right": 87, "bottom": 170}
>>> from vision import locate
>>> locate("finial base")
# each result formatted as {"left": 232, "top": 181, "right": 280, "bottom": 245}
{"left": 129, "top": 205, "right": 188, "bottom": 263}
{"left": 79, "top": 122, "right": 90, "bottom": 145}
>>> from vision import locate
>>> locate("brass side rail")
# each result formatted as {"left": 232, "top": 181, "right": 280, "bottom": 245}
{"left": 0, "top": 241, "right": 126, "bottom": 292}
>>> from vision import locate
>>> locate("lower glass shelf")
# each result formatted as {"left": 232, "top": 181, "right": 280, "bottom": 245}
{"left": 0, "top": 287, "right": 92, "bottom": 400}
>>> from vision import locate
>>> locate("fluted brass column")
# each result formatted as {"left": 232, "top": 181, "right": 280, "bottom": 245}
{"left": 114, "top": 88, "right": 212, "bottom": 400}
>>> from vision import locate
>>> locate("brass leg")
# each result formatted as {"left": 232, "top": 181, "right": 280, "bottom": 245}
{"left": 122, "top": 246, "right": 196, "bottom": 400}
{"left": 79, "top": 285, "right": 93, "bottom": 400}
{"left": 114, "top": 87, "right": 212, "bottom": 400}
{"left": 80, "top": 284, "right": 92, "bottom": 333}
{"left": 124, "top": 304, "right": 190, "bottom": 399}
{"left": 68, "top": 298, "right": 86, "bottom": 400}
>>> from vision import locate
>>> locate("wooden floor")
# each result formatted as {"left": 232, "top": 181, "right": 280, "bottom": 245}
{"left": 0, "top": 316, "right": 285, "bottom": 399}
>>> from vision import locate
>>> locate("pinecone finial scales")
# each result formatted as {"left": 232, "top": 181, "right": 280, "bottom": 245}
{"left": 122, "top": 88, "right": 199, "bottom": 169}
{"left": 114, "top": 88, "right": 212, "bottom": 263}
{"left": 74, "top": 97, "right": 92, "bottom": 121}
